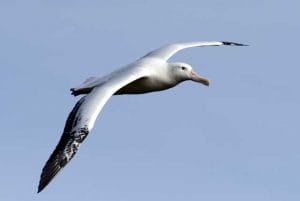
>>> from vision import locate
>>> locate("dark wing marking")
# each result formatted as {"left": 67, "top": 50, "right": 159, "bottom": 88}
{"left": 221, "top": 41, "right": 249, "bottom": 46}
{"left": 38, "top": 64, "right": 149, "bottom": 193}
{"left": 38, "top": 96, "right": 89, "bottom": 193}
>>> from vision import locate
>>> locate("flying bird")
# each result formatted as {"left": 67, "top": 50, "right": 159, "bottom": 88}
{"left": 38, "top": 41, "right": 247, "bottom": 193}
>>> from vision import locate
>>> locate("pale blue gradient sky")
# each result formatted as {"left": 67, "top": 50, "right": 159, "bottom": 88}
{"left": 1, "top": 1, "right": 299, "bottom": 201}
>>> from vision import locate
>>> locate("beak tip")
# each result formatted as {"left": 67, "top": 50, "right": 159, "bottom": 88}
{"left": 204, "top": 80, "right": 210, "bottom": 86}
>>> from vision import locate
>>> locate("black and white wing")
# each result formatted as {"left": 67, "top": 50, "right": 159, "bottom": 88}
{"left": 142, "top": 41, "right": 247, "bottom": 61}
{"left": 38, "top": 66, "right": 149, "bottom": 193}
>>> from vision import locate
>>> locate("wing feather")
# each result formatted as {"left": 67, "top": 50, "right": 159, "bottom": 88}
{"left": 38, "top": 66, "right": 148, "bottom": 193}
{"left": 142, "top": 41, "right": 247, "bottom": 61}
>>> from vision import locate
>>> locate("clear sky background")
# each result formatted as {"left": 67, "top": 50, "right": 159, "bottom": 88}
{"left": 1, "top": 1, "right": 299, "bottom": 201}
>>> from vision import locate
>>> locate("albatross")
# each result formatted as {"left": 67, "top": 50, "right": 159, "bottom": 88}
{"left": 38, "top": 41, "right": 247, "bottom": 193}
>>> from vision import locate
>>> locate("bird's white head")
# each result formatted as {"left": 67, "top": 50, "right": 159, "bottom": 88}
{"left": 169, "top": 62, "right": 210, "bottom": 86}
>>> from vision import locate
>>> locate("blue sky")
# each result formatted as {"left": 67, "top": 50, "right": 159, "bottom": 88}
{"left": 1, "top": 1, "right": 299, "bottom": 201}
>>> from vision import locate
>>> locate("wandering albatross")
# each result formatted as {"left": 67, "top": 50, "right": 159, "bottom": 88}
{"left": 38, "top": 41, "right": 247, "bottom": 193}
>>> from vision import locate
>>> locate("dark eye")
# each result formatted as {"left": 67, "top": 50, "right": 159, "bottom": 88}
{"left": 181, "top": 66, "right": 186, "bottom": 70}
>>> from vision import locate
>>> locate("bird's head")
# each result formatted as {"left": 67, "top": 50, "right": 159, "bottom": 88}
{"left": 169, "top": 62, "right": 210, "bottom": 86}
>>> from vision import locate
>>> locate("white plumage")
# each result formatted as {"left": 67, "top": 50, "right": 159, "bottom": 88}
{"left": 38, "top": 41, "right": 247, "bottom": 193}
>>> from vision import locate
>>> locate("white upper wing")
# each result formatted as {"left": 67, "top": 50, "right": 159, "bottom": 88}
{"left": 142, "top": 41, "right": 247, "bottom": 61}
{"left": 73, "top": 66, "right": 149, "bottom": 130}
{"left": 38, "top": 65, "right": 149, "bottom": 193}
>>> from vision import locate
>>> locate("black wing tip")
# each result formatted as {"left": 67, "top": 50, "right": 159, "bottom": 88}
{"left": 70, "top": 88, "right": 78, "bottom": 96}
{"left": 37, "top": 142, "right": 69, "bottom": 193}
{"left": 37, "top": 175, "right": 49, "bottom": 193}
{"left": 37, "top": 184, "right": 45, "bottom": 193}
{"left": 221, "top": 41, "right": 249, "bottom": 46}
{"left": 37, "top": 160, "right": 62, "bottom": 193}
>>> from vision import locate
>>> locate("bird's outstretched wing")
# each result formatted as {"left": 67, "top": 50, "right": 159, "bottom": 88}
{"left": 38, "top": 66, "right": 148, "bottom": 193}
{"left": 142, "top": 41, "right": 247, "bottom": 61}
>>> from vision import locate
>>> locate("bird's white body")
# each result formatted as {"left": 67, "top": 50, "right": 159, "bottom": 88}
{"left": 72, "top": 58, "right": 179, "bottom": 95}
{"left": 38, "top": 41, "right": 247, "bottom": 193}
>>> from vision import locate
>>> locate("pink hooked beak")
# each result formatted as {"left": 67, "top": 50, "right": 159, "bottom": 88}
{"left": 190, "top": 70, "right": 210, "bottom": 86}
